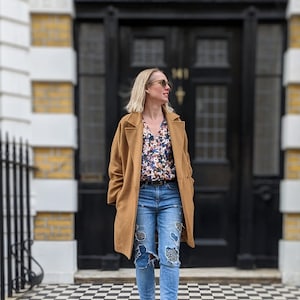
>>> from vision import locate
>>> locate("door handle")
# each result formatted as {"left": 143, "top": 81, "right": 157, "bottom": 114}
{"left": 175, "top": 85, "right": 185, "bottom": 105}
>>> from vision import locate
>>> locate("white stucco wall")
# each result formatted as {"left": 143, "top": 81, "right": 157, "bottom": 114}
{"left": 0, "top": 0, "right": 31, "bottom": 139}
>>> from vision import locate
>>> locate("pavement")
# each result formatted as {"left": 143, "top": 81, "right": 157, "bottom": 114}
{"left": 14, "top": 268, "right": 300, "bottom": 300}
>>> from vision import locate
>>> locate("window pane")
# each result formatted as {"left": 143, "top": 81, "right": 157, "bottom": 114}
{"left": 78, "top": 23, "right": 106, "bottom": 182}
{"left": 132, "top": 38, "right": 165, "bottom": 67}
{"left": 195, "top": 85, "right": 227, "bottom": 161}
{"left": 196, "top": 39, "right": 229, "bottom": 67}
{"left": 78, "top": 24, "right": 105, "bottom": 74}
{"left": 253, "top": 24, "right": 283, "bottom": 176}
{"left": 256, "top": 25, "right": 283, "bottom": 76}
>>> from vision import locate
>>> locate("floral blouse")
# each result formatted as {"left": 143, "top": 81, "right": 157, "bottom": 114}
{"left": 140, "top": 118, "right": 176, "bottom": 182}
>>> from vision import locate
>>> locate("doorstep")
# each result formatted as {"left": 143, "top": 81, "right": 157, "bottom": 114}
{"left": 74, "top": 268, "right": 281, "bottom": 284}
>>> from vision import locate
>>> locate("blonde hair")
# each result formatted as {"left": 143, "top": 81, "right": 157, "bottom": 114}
{"left": 125, "top": 68, "right": 174, "bottom": 113}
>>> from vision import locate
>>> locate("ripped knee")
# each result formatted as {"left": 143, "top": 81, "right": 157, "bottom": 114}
{"left": 165, "top": 247, "right": 179, "bottom": 264}
{"left": 135, "top": 245, "right": 157, "bottom": 269}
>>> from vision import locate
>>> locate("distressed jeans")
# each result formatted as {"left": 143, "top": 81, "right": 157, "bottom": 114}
{"left": 134, "top": 182, "right": 183, "bottom": 300}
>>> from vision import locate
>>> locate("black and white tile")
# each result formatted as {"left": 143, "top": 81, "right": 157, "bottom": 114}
{"left": 17, "top": 283, "right": 300, "bottom": 300}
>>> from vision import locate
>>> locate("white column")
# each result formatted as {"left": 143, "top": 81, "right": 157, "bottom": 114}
{"left": 280, "top": 0, "right": 300, "bottom": 286}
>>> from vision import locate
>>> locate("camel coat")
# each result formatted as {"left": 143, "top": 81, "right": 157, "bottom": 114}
{"left": 107, "top": 110, "right": 195, "bottom": 259}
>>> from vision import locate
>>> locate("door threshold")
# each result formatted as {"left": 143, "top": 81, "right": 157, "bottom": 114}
{"left": 75, "top": 267, "right": 281, "bottom": 284}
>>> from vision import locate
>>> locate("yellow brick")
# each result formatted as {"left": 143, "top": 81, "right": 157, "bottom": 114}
{"left": 285, "top": 150, "right": 300, "bottom": 179}
{"left": 34, "top": 148, "right": 74, "bottom": 179}
{"left": 31, "top": 14, "right": 72, "bottom": 47}
{"left": 34, "top": 212, "right": 74, "bottom": 241}
{"left": 289, "top": 16, "right": 300, "bottom": 48}
{"left": 32, "top": 82, "right": 73, "bottom": 113}
{"left": 284, "top": 213, "right": 300, "bottom": 240}
{"left": 286, "top": 85, "right": 300, "bottom": 114}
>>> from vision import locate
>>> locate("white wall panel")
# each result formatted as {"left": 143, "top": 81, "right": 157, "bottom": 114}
{"left": 30, "top": 47, "right": 77, "bottom": 83}
{"left": 0, "top": 95, "right": 31, "bottom": 120}
{"left": 31, "top": 114, "right": 77, "bottom": 148}
{"left": 0, "top": 19, "right": 29, "bottom": 47}
{"left": 32, "top": 241, "right": 77, "bottom": 284}
{"left": 281, "top": 114, "right": 300, "bottom": 149}
{"left": 0, "top": 70, "right": 31, "bottom": 96}
{"left": 32, "top": 179, "right": 77, "bottom": 212}
{"left": 0, "top": 45, "right": 29, "bottom": 72}
{"left": 0, "top": 0, "right": 29, "bottom": 24}
{"left": 287, "top": 0, "right": 300, "bottom": 17}
{"left": 30, "top": 0, "right": 74, "bottom": 15}
{"left": 279, "top": 240, "right": 300, "bottom": 285}
{"left": 280, "top": 180, "right": 300, "bottom": 212}
{"left": 0, "top": 119, "right": 31, "bottom": 141}
{"left": 283, "top": 49, "right": 300, "bottom": 85}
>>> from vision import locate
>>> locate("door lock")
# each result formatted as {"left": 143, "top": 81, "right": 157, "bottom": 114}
{"left": 175, "top": 86, "right": 185, "bottom": 105}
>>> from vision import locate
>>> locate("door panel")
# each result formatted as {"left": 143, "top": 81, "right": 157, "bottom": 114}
{"left": 119, "top": 25, "right": 241, "bottom": 267}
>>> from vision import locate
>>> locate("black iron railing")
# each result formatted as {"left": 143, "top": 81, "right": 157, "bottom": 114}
{"left": 0, "top": 135, "right": 44, "bottom": 300}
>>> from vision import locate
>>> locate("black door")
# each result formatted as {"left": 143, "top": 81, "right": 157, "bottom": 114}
{"left": 119, "top": 25, "right": 242, "bottom": 267}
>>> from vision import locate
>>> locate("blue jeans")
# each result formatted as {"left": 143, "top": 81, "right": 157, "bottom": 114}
{"left": 134, "top": 182, "right": 183, "bottom": 300}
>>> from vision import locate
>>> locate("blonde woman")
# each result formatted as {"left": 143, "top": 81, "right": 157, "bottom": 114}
{"left": 107, "top": 68, "right": 195, "bottom": 300}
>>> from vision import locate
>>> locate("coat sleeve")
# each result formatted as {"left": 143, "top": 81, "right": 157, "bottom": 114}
{"left": 107, "top": 122, "right": 124, "bottom": 205}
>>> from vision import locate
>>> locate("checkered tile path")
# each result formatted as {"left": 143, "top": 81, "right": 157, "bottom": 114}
{"left": 17, "top": 283, "right": 300, "bottom": 300}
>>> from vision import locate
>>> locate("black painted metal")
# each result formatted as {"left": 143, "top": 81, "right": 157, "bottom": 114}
{"left": 237, "top": 6, "right": 257, "bottom": 269}
{"left": 0, "top": 135, "right": 44, "bottom": 299}
{"left": 12, "top": 139, "right": 20, "bottom": 292}
{"left": 5, "top": 135, "right": 13, "bottom": 296}
{"left": 0, "top": 136, "right": 4, "bottom": 300}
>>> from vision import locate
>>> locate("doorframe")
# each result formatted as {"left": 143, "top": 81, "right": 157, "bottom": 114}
{"left": 75, "top": 0, "right": 287, "bottom": 269}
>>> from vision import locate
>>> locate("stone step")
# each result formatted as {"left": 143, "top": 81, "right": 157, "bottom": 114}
{"left": 75, "top": 268, "right": 281, "bottom": 285}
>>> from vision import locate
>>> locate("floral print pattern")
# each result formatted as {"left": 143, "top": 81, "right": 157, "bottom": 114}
{"left": 140, "top": 119, "right": 176, "bottom": 182}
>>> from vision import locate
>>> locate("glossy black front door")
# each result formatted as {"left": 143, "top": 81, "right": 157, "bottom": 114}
{"left": 119, "top": 25, "right": 242, "bottom": 267}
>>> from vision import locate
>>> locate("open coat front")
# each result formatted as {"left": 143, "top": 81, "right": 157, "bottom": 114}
{"left": 107, "top": 110, "right": 195, "bottom": 259}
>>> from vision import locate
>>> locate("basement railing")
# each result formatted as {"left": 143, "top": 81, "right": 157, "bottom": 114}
{"left": 0, "top": 135, "right": 43, "bottom": 300}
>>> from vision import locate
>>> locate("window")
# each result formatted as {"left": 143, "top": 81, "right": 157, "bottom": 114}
{"left": 78, "top": 23, "right": 106, "bottom": 182}
{"left": 253, "top": 24, "right": 283, "bottom": 176}
{"left": 195, "top": 85, "right": 227, "bottom": 161}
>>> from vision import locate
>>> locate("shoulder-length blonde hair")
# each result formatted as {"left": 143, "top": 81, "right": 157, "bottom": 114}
{"left": 125, "top": 68, "right": 174, "bottom": 113}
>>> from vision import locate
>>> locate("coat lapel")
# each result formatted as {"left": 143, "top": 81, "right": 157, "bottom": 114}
{"left": 125, "top": 113, "right": 143, "bottom": 165}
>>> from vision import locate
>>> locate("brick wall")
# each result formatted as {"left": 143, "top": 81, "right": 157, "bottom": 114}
{"left": 280, "top": 0, "right": 300, "bottom": 285}
{"left": 33, "top": 82, "right": 73, "bottom": 113}
{"left": 30, "top": 9, "right": 76, "bottom": 249}
{"left": 283, "top": 13, "right": 300, "bottom": 241}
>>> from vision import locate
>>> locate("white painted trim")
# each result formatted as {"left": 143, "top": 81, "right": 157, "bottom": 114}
{"left": 32, "top": 241, "right": 77, "bottom": 284}
{"left": 29, "top": 0, "right": 74, "bottom": 16}
{"left": 31, "top": 113, "right": 77, "bottom": 148}
{"left": 0, "top": 69, "right": 31, "bottom": 97}
{"left": 0, "top": 44, "right": 29, "bottom": 73}
{"left": 0, "top": 18, "right": 30, "bottom": 48}
{"left": 281, "top": 114, "right": 300, "bottom": 149}
{"left": 0, "top": 0, "right": 30, "bottom": 24}
{"left": 32, "top": 179, "right": 78, "bottom": 212}
{"left": 283, "top": 49, "right": 300, "bottom": 86}
{"left": 30, "top": 47, "right": 77, "bottom": 84}
{"left": 280, "top": 180, "right": 300, "bottom": 212}
{"left": 287, "top": 0, "right": 300, "bottom": 18}
{"left": 0, "top": 119, "right": 31, "bottom": 141}
{"left": 279, "top": 240, "right": 300, "bottom": 285}
{"left": 0, "top": 94, "right": 31, "bottom": 121}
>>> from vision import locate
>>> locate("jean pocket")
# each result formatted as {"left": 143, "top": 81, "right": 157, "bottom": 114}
{"left": 166, "top": 182, "right": 178, "bottom": 190}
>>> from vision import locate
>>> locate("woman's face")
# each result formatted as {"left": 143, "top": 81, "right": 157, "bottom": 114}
{"left": 145, "top": 71, "right": 172, "bottom": 106}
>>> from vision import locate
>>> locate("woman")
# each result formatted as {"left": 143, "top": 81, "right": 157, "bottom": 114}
{"left": 107, "top": 68, "right": 195, "bottom": 300}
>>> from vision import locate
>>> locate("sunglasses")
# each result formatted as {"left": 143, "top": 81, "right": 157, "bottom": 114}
{"left": 148, "top": 79, "right": 173, "bottom": 90}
